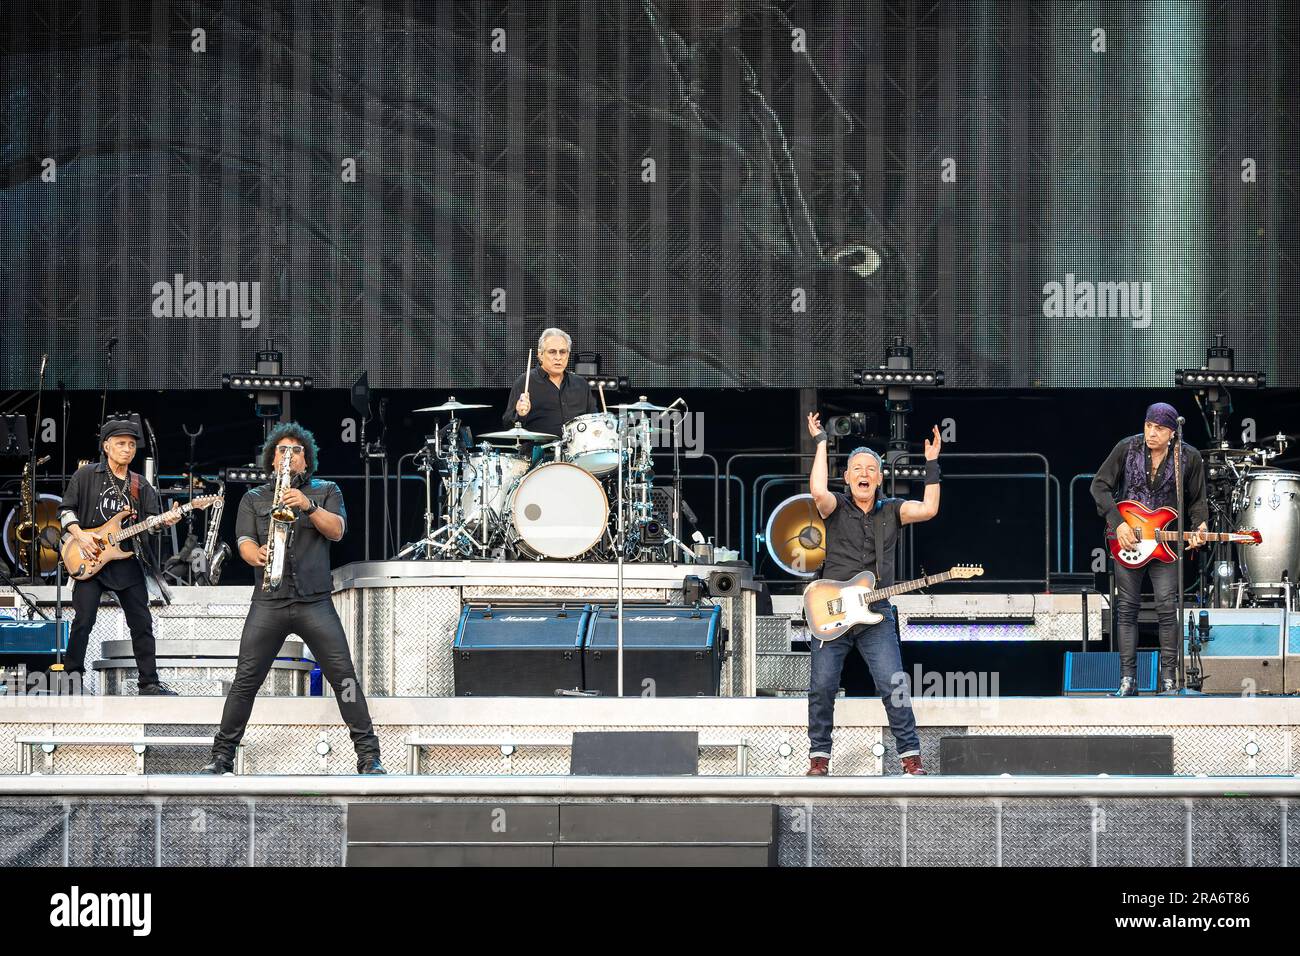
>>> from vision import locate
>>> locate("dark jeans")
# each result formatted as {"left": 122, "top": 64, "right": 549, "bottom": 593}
{"left": 808, "top": 605, "right": 920, "bottom": 758}
{"left": 66, "top": 573, "right": 159, "bottom": 685}
{"left": 1114, "top": 559, "right": 1179, "bottom": 679}
{"left": 212, "top": 599, "right": 380, "bottom": 761}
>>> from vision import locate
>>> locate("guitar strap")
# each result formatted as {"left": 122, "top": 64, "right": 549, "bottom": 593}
{"left": 873, "top": 500, "right": 885, "bottom": 582}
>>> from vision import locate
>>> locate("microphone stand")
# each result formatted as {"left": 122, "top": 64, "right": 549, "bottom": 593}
{"left": 1173, "top": 418, "right": 1185, "bottom": 693}
{"left": 27, "top": 355, "right": 48, "bottom": 581}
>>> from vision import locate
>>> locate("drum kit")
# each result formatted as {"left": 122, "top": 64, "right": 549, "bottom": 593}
{"left": 396, "top": 397, "right": 694, "bottom": 563}
{"left": 1203, "top": 433, "right": 1299, "bottom": 605}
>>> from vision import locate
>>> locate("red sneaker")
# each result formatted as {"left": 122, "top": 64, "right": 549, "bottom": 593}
{"left": 806, "top": 756, "right": 830, "bottom": 776}
{"left": 900, "top": 755, "right": 927, "bottom": 775}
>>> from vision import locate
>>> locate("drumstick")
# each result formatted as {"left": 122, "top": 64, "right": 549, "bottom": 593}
{"left": 597, "top": 380, "right": 607, "bottom": 413}
{"left": 523, "top": 349, "right": 533, "bottom": 401}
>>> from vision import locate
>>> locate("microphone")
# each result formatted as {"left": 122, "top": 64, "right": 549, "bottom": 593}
{"left": 1197, "top": 609, "right": 1211, "bottom": 643}
{"left": 104, "top": 337, "right": 119, "bottom": 352}
{"left": 680, "top": 498, "right": 699, "bottom": 527}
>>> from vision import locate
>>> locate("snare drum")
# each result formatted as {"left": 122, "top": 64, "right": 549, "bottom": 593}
{"left": 508, "top": 462, "right": 609, "bottom": 559}
{"left": 561, "top": 412, "right": 621, "bottom": 474}
{"left": 1236, "top": 469, "right": 1300, "bottom": 598}
{"left": 457, "top": 449, "right": 531, "bottom": 529}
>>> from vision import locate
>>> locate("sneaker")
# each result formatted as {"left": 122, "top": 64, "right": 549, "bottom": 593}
{"left": 138, "top": 681, "right": 178, "bottom": 696}
{"left": 806, "top": 756, "right": 830, "bottom": 776}
{"left": 900, "top": 755, "right": 927, "bottom": 775}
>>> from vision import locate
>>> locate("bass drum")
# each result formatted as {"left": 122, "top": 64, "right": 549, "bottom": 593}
{"left": 509, "top": 462, "right": 609, "bottom": 559}
{"left": 1236, "top": 469, "right": 1300, "bottom": 599}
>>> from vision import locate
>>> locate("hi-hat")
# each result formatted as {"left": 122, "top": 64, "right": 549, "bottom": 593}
{"left": 414, "top": 397, "right": 490, "bottom": 413}
{"left": 478, "top": 425, "right": 558, "bottom": 443}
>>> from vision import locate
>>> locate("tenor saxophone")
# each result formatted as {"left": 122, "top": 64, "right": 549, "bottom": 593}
{"left": 262, "top": 453, "right": 298, "bottom": 591}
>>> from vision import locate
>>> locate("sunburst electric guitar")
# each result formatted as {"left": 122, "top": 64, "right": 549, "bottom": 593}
{"left": 803, "top": 565, "right": 985, "bottom": 640}
{"left": 61, "top": 495, "right": 223, "bottom": 581}
{"left": 1106, "top": 500, "right": 1261, "bottom": 570}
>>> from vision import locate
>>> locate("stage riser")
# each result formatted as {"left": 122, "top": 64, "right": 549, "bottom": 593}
{"left": 0, "top": 796, "right": 1293, "bottom": 868}
{"left": 5, "top": 722, "right": 1296, "bottom": 777}
{"left": 334, "top": 584, "right": 756, "bottom": 698}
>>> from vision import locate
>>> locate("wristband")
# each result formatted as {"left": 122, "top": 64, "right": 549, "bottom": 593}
{"left": 924, "top": 461, "right": 941, "bottom": 484}
{"left": 305, "top": 502, "right": 319, "bottom": 516}
{"left": 813, "top": 432, "right": 828, "bottom": 445}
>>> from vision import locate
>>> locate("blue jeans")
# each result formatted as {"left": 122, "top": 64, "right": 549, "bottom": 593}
{"left": 808, "top": 605, "right": 920, "bottom": 758}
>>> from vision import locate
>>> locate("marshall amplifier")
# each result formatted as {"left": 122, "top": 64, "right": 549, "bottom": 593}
{"left": 453, "top": 605, "right": 591, "bottom": 697}
{"left": 584, "top": 605, "right": 723, "bottom": 697}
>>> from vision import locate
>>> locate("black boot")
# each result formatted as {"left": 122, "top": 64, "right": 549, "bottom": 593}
{"left": 357, "top": 754, "right": 387, "bottom": 774}
{"left": 138, "top": 680, "right": 178, "bottom": 696}
{"left": 200, "top": 755, "right": 235, "bottom": 775}
{"left": 1113, "top": 676, "right": 1138, "bottom": 697}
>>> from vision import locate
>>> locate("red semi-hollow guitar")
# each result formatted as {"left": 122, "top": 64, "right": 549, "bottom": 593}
{"left": 1106, "top": 500, "right": 1261, "bottom": 570}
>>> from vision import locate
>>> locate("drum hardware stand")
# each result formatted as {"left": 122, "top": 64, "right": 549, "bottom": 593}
{"left": 1182, "top": 610, "right": 1208, "bottom": 694}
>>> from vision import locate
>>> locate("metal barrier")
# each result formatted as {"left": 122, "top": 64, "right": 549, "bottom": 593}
{"left": 1068, "top": 472, "right": 1098, "bottom": 572}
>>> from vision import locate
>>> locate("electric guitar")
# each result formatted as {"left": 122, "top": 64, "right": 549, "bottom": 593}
{"left": 61, "top": 495, "right": 223, "bottom": 581}
{"left": 1106, "top": 499, "right": 1261, "bottom": 570}
{"left": 803, "top": 565, "right": 985, "bottom": 640}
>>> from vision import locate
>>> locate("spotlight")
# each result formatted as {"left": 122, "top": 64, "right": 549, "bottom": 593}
{"left": 572, "top": 352, "right": 601, "bottom": 378}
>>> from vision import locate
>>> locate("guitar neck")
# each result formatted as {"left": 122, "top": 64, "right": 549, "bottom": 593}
{"left": 115, "top": 504, "right": 187, "bottom": 543}
{"left": 1155, "top": 530, "right": 1236, "bottom": 542}
{"left": 865, "top": 571, "right": 953, "bottom": 603}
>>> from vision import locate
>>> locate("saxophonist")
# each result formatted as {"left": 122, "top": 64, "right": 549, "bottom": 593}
{"left": 202, "top": 424, "right": 385, "bottom": 774}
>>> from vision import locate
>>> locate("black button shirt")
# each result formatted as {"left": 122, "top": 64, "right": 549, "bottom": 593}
{"left": 502, "top": 367, "right": 598, "bottom": 442}
{"left": 821, "top": 492, "right": 904, "bottom": 598}
{"left": 236, "top": 476, "right": 345, "bottom": 606}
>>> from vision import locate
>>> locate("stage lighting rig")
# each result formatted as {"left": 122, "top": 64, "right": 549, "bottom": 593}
{"left": 222, "top": 341, "right": 313, "bottom": 437}
{"left": 852, "top": 337, "right": 945, "bottom": 463}
{"left": 1174, "top": 335, "right": 1265, "bottom": 446}
{"left": 586, "top": 376, "right": 629, "bottom": 391}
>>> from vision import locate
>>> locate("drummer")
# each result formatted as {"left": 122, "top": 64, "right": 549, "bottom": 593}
{"left": 502, "top": 328, "right": 598, "bottom": 453}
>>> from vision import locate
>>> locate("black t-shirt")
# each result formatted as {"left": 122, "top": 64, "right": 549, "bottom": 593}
{"left": 58, "top": 461, "right": 162, "bottom": 590}
{"left": 820, "top": 492, "right": 904, "bottom": 599}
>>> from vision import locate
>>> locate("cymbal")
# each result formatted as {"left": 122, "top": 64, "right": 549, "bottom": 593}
{"left": 414, "top": 398, "right": 490, "bottom": 413}
{"left": 478, "top": 425, "right": 558, "bottom": 442}
{"left": 612, "top": 399, "right": 669, "bottom": 413}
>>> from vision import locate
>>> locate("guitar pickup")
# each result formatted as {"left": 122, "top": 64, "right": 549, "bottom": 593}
{"left": 827, "top": 599, "right": 843, "bottom": 615}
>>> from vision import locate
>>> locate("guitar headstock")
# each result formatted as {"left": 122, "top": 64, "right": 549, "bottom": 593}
{"left": 949, "top": 564, "right": 984, "bottom": 579}
{"left": 1241, "top": 528, "right": 1262, "bottom": 545}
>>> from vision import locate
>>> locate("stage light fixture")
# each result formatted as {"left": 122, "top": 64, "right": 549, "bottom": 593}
{"left": 586, "top": 376, "right": 629, "bottom": 390}
{"left": 1175, "top": 370, "right": 1265, "bottom": 388}
{"left": 219, "top": 466, "right": 271, "bottom": 484}
{"left": 851, "top": 369, "right": 944, "bottom": 386}
{"left": 572, "top": 351, "right": 601, "bottom": 378}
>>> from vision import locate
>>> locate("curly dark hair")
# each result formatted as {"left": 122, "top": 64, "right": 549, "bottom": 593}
{"left": 260, "top": 422, "right": 320, "bottom": 479}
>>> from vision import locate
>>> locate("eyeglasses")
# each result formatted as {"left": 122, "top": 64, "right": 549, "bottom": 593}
{"left": 543, "top": 349, "right": 569, "bottom": 357}
{"left": 276, "top": 445, "right": 304, "bottom": 455}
